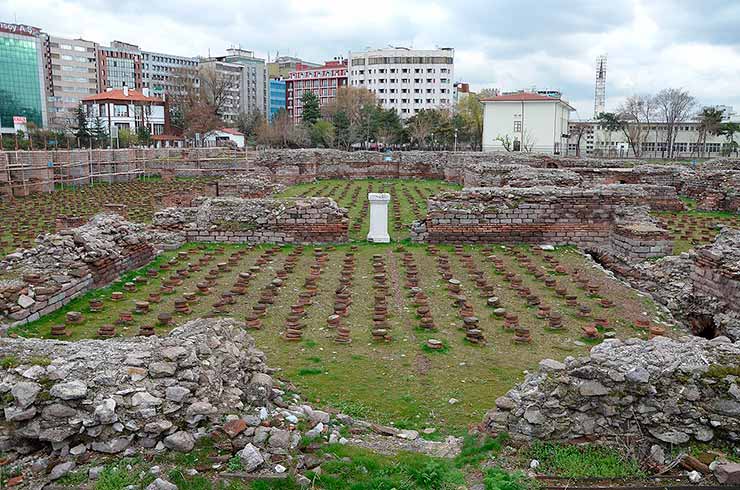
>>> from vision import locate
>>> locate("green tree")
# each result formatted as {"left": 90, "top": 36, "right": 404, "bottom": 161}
{"left": 117, "top": 127, "right": 137, "bottom": 148}
{"left": 694, "top": 107, "right": 724, "bottom": 157}
{"left": 374, "top": 107, "right": 403, "bottom": 147}
{"left": 456, "top": 94, "right": 483, "bottom": 150}
{"left": 309, "top": 119, "right": 335, "bottom": 147}
{"left": 73, "top": 104, "right": 90, "bottom": 141}
{"left": 720, "top": 122, "right": 740, "bottom": 156}
{"left": 137, "top": 125, "right": 152, "bottom": 147}
{"left": 301, "top": 92, "right": 321, "bottom": 125}
{"left": 92, "top": 117, "right": 109, "bottom": 148}
{"left": 333, "top": 111, "right": 352, "bottom": 150}
{"left": 595, "top": 112, "right": 623, "bottom": 156}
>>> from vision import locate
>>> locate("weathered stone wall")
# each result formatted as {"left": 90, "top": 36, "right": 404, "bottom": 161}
{"left": 0, "top": 214, "right": 154, "bottom": 327}
{"left": 484, "top": 335, "right": 740, "bottom": 446}
{"left": 153, "top": 196, "right": 349, "bottom": 244}
{"left": 0, "top": 318, "right": 275, "bottom": 456}
{"left": 411, "top": 185, "right": 679, "bottom": 250}
{"left": 214, "top": 175, "right": 284, "bottom": 198}
{"left": 690, "top": 230, "right": 740, "bottom": 316}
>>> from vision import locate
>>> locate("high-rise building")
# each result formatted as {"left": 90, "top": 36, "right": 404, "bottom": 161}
{"left": 267, "top": 56, "right": 321, "bottom": 79}
{"left": 97, "top": 40, "right": 142, "bottom": 90}
{"left": 141, "top": 50, "right": 199, "bottom": 99}
{"left": 43, "top": 35, "right": 99, "bottom": 129}
{"left": 269, "top": 79, "right": 286, "bottom": 120}
{"left": 216, "top": 48, "right": 267, "bottom": 116}
{"left": 348, "top": 47, "right": 454, "bottom": 119}
{"left": 0, "top": 22, "right": 47, "bottom": 132}
{"left": 197, "top": 58, "right": 243, "bottom": 123}
{"left": 286, "top": 59, "right": 347, "bottom": 124}
{"left": 594, "top": 55, "right": 607, "bottom": 117}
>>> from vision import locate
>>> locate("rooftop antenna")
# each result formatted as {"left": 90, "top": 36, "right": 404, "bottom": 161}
{"left": 594, "top": 54, "right": 607, "bottom": 117}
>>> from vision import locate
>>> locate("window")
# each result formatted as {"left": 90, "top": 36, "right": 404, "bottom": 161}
{"left": 114, "top": 104, "right": 128, "bottom": 117}
{"left": 514, "top": 121, "right": 522, "bottom": 132}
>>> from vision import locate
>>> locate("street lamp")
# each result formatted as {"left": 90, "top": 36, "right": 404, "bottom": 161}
{"left": 454, "top": 128, "right": 458, "bottom": 152}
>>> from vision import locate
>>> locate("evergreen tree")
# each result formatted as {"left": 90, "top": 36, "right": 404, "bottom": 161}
{"left": 137, "top": 125, "right": 152, "bottom": 147}
{"left": 301, "top": 92, "right": 321, "bottom": 125}
{"left": 92, "top": 117, "right": 109, "bottom": 148}
{"left": 334, "top": 111, "right": 352, "bottom": 150}
{"left": 73, "top": 104, "right": 91, "bottom": 140}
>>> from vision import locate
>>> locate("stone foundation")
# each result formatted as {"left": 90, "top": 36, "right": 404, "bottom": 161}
{"left": 484, "top": 336, "right": 740, "bottom": 446}
{"left": 0, "top": 214, "right": 154, "bottom": 327}
{"left": 152, "top": 196, "right": 349, "bottom": 244}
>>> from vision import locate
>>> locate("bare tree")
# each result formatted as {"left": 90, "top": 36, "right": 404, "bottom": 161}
{"left": 569, "top": 122, "right": 587, "bottom": 157}
{"left": 407, "top": 111, "right": 435, "bottom": 149}
{"left": 198, "top": 64, "right": 239, "bottom": 118}
{"left": 495, "top": 134, "right": 512, "bottom": 151}
{"left": 323, "top": 86, "right": 377, "bottom": 126}
{"left": 617, "top": 94, "right": 655, "bottom": 158}
{"left": 521, "top": 129, "right": 537, "bottom": 152}
{"left": 654, "top": 88, "right": 696, "bottom": 159}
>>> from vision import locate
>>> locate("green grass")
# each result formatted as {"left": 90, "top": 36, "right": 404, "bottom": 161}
{"left": 455, "top": 433, "right": 508, "bottom": 467}
{"left": 483, "top": 468, "right": 533, "bottom": 490}
{"left": 297, "top": 367, "right": 323, "bottom": 376}
{"left": 94, "top": 457, "right": 156, "bottom": 490}
{"left": 527, "top": 442, "right": 645, "bottom": 479}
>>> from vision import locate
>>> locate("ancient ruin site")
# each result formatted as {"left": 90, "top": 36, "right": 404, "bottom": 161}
{"left": 0, "top": 148, "right": 739, "bottom": 489}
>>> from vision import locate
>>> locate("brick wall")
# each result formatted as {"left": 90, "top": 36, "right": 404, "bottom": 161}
{"left": 153, "top": 196, "right": 349, "bottom": 244}
{"left": 411, "top": 185, "right": 677, "bottom": 251}
{"left": 691, "top": 249, "right": 740, "bottom": 315}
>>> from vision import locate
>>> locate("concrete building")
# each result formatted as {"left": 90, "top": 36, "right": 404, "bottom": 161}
{"left": 215, "top": 48, "right": 267, "bottom": 116}
{"left": 453, "top": 82, "right": 471, "bottom": 108}
{"left": 197, "top": 58, "right": 243, "bottom": 123}
{"left": 269, "top": 78, "right": 286, "bottom": 120}
{"left": 43, "top": 35, "right": 98, "bottom": 130}
{"left": 482, "top": 92, "right": 574, "bottom": 154}
{"left": 348, "top": 47, "right": 454, "bottom": 119}
{"left": 267, "top": 55, "right": 321, "bottom": 79}
{"left": 286, "top": 59, "right": 347, "bottom": 123}
{"left": 0, "top": 22, "right": 48, "bottom": 133}
{"left": 568, "top": 118, "right": 740, "bottom": 159}
{"left": 97, "top": 41, "right": 142, "bottom": 90}
{"left": 81, "top": 86, "right": 165, "bottom": 137}
{"left": 141, "top": 50, "right": 199, "bottom": 99}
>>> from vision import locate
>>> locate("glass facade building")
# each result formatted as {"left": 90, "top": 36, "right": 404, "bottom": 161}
{"left": 0, "top": 31, "right": 46, "bottom": 129}
{"left": 269, "top": 79, "right": 286, "bottom": 120}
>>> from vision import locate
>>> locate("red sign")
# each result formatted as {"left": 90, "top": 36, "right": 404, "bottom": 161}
{"left": 13, "top": 116, "right": 27, "bottom": 125}
{"left": 0, "top": 23, "right": 41, "bottom": 37}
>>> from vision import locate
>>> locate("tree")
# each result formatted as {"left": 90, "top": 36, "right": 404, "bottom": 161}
{"left": 167, "top": 66, "right": 225, "bottom": 141}
{"left": 406, "top": 110, "right": 434, "bottom": 149}
{"left": 92, "top": 117, "right": 108, "bottom": 148}
{"left": 654, "top": 88, "right": 697, "bottom": 159}
{"left": 301, "top": 92, "right": 321, "bottom": 125}
{"left": 137, "top": 125, "right": 152, "bottom": 147}
{"left": 73, "top": 104, "right": 90, "bottom": 141}
{"left": 236, "top": 110, "right": 264, "bottom": 141}
{"left": 521, "top": 129, "right": 537, "bottom": 152}
{"left": 456, "top": 94, "right": 483, "bottom": 150}
{"left": 117, "top": 127, "right": 137, "bottom": 148}
{"left": 719, "top": 122, "right": 740, "bottom": 156}
{"left": 374, "top": 107, "right": 404, "bottom": 147}
{"left": 199, "top": 65, "right": 238, "bottom": 118}
{"left": 323, "top": 86, "right": 378, "bottom": 147}
{"left": 478, "top": 88, "right": 500, "bottom": 99}
{"left": 495, "top": 134, "right": 513, "bottom": 152}
{"left": 617, "top": 94, "right": 655, "bottom": 157}
{"left": 694, "top": 107, "right": 724, "bottom": 157}
{"left": 333, "top": 111, "right": 352, "bottom": 150}
{"left": 309, "top": 119, "right": 335, "bottom": 147}
{"left": 569, "top": 123, "right": 587, "bottom": 157}
{"left": 596, "top": 112, "right": 623, "bottom": 156}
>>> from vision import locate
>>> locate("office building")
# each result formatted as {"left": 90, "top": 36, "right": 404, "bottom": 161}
{"left": 269, "top": 78, "right": 286, "bottom": 120}
{"left": 286, "top": 59, "right": 347, "bottom": 123}
{"left": 43, "top": 35, "right": 98, "bottom": 129}
{"left": 348, "top": 47, "right": 454, "bottom": 119}
{"left": 142, "top": 50, "right": 199, "bottom": 99}
{"left": 97, "top": 40, "right": 142, "bottom": 90}
{"left": 197, "top": 58, "right": 243, "bottom": 123}
{"left": 215, "top": 48, "right": 267, "bottom": 116}
{"left": 0, "top": 22, "right": 47, "bottom": 132}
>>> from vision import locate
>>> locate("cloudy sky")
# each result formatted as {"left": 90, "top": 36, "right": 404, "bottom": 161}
{"left": 3, "top": 0, "right": 739, "bottom": 118}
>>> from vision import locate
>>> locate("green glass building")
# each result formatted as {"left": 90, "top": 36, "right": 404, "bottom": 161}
{"left": 0, "top": 24, "right": 47, "bottom": 131}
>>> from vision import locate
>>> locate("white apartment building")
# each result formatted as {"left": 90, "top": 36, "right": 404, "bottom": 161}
{"left": 482, "top": 92, "right": 574, "bottom": 154}
{"left": 567, "top": 120, "right": 740, "bottom": 159}
{"left": 348, "top": 47, "right": 454, "bottom": 119}
{"left": 197, "top": 59, "right": 243, "bottom": 123}
{"left": 43, "top": 35, "right": 99, "bottom": 129}
{"left": 81, "top": 86, "right": 166, "bottom": 136}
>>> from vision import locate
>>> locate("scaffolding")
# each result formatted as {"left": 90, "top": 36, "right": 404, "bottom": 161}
{"left": 0, "top": 147, "right": 250, "bottom": 198}
{"left": 594, "top": 55, "right": 607, "bottom": 118}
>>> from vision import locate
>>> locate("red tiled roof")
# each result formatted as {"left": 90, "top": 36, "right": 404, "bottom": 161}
{"left": 219, "top": 128, "right": 244, "bottom": 136}
{"left": 82, "top": 89, "right": 163, "bottom": 103}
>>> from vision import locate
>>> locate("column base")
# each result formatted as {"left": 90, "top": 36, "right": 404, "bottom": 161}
{"left": 367, "top": 234, "right": 391, "bottom": 243}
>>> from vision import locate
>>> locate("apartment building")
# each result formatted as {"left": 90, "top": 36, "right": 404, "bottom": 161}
{"left": 0, "top": 22, "right": 47, "bottom": 133}
{"left": 216, "top": 48, "right": 267, "bottom": 116}
{"left": 141, "top": 50, "right": 199, "bottom": 99}
{"left": 43, "top": 35, "right": 98, "bottom": 129}
{"left": 286, "top": 59, "right": 347, "bottom": 123}
{"left": 348, "top": 47, "right": 454, "bottom": 119}
{"left": 269, "top": 78, "right": 286, "bottom": 120}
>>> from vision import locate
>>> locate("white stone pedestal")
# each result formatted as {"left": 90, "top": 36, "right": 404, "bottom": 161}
{"left": 367, "top": 193, "right": 391, "bottom": 243}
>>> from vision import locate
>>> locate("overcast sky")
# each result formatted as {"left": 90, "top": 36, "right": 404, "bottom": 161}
{"left": 3, "top": 0, "right": 739, "bottom": 118}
